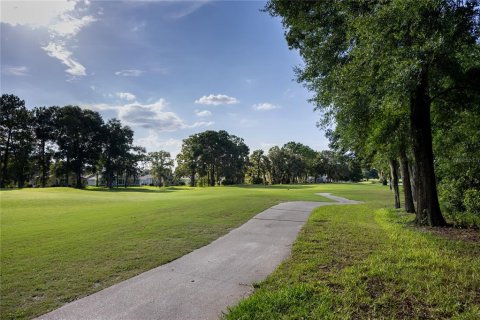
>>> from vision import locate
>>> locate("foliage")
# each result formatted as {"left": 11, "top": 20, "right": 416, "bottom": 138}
{"left": 265, "top": 0, "right": 480, "bottom": 226}
{"left": 148, "top": 150, "right": 174, "bottom": 187}
{"left": 101, "top": 119, "right": 136, "bottom": 188}
{"left": 175, "top": 130, "right": 249, "bottom": 186}
{"left": 0, "top": 94, "right": 32, "bottom": 188}
{"left": 54, "top": 106, "right": 105, "bottom": 188}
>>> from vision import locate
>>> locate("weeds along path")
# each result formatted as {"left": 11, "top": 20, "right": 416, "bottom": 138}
{"left": 37, "top": 194, "right": 360, "bottom": 320}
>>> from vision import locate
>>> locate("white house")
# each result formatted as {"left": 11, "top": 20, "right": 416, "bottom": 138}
{"left": 139, "top": 174, "right": 155, "bottom": 186}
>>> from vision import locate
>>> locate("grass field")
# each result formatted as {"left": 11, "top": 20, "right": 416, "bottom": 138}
{"left": 224, "top": 188, "right": 480, "bottom": 319}
{"left": 1, "top": 184, "right": 373, "bottom": 319}
{"left": 3, "top": 184, "right": 478, "bottom": 320}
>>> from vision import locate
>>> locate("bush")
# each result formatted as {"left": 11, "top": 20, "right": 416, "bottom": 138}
{"left": 464, "top": 189, "right": 480, "bottom": 216}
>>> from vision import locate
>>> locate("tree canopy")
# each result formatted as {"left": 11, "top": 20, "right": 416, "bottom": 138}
{"left": 266, "top": 0, "right": 480, "bottom": 226}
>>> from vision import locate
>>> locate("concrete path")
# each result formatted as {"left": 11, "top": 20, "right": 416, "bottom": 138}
{"left": 37, "top": 193, "right": 360, "bottom": 320}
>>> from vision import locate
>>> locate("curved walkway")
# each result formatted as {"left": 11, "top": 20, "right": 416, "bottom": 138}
{"left": 38, "top": 193, "right": 361, "bottom": 320}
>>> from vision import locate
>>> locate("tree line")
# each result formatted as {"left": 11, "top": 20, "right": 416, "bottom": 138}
{"left": 266, "top": 0, "right": 480, "bottom": 226}
{"left": 1, "top": 94, "right": 366, "bottom": 190}
{"left": 0, "top": 94, "right": 177, "bottom": 189}
{"left": 245, "top": 143, "right": 362, "bottom": 185}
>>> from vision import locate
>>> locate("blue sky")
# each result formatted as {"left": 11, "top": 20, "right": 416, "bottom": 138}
{"left": 1, "top": 0, "right": 329, "bottom": 158}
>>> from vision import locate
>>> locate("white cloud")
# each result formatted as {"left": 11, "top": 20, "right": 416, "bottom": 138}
{"left": 0, "top": 1, "right": 77, "bottom": 27}
{"left": 135, "top": 131, "right": 183, "bottom": 156}
{"left": 1, "top": 0, "right": 95, "bottom": 78}
{"left": 116, "top": 100, "right": 184, "bottom": 131}
{"left": 115, "top": 69, "right": 144, "bottom": 77}
{"left": 49, "top": 14, "right": 96, "bottom": 37}
{"left": 84, "top": 99, "right": 214, "bottom": 132}
{"left": 195, "top": 110, "right": 212, "bottom": 117}
{"left": 195, "top": 94, "right": 239, "bottom": 106}
{"left": 2, "top": 66, "right": 29, "bottom": 76}
{"left": 252, "top": 103, "right": 280, "bottom": 111}
{"left": 42, "top": 42, "right": 86, "bottom": 76}
{"left": 186, "top": 121, "right": 214, "bottom": 128}
{"left": 116, "top": 92, "right": 136, "bottom": 101}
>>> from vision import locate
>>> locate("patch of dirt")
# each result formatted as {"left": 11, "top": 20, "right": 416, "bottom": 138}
{"left": 416, "top": 226, "right": 480, "bottom": 242}
{"left": 365, "top": 276, "right": 384, "bottom": 299}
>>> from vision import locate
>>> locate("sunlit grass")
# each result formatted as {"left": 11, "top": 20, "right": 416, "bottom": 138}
{"left": 224, "top": 194, "right": 480, "bottom": 319}
{"left": 1, "top": 183, "right": 383, "bottom": 319}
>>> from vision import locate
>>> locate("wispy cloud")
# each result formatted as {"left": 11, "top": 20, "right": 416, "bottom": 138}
{"left": 2, "top": 66, "right": 29, "bottom": 76}
{"left": 195, "top": 110, "right": 212, "bottom": 117}
{"left": 49, "top": 14, "right": 96, "bottom": 38}
{"left": 252, "top": 103, "right": 280, "bottom": 111}
{"left": 115, "top": 69, "right": 144, "bottom": 77}
{"left": 186, "top": 121, "right": 214, "bottom": 128}
{"left": 2, "top": 0, "right": 95, "bottom": 78}
{"left": 116, "top": 92, "right": 136, "bottom": 101}
{"left": 171, "top": 1, "right": 210, "bottom": 19}
{"left": 195, "top": 94, "right": 239, "bottom": 106}
{"left": 42, "top": 42, "right": 86, "bottom": 76}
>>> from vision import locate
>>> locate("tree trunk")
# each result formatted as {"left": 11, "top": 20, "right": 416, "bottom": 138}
{"left": 410, "top": 69, "right": 446, "bottom": 226}
{"left": 1, "top": 129, "right": 12, "bottom": 188}
{"left": 408, "top": 162, "right": 416, "bottom": 201}
{"left": 40, "top": 140, "right": 47, "bottom": 187}
{"left": 399, "top": 149, "right": 415, "bottom": 213}
{"left": 389, "top": 159, "right": 401, "bottom": 209}
{"left": 76, "top": 172, "right": 82, "bottom": 188}
{"left": 190, "top": 170, "right": 195, "bottom": 187}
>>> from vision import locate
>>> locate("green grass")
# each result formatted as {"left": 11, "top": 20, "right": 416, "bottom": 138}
{"left": 1, "top": 184, "right": 368, "bottom": 319}
{"left": 224, "top": 188, "right": 480, "bottom": 319}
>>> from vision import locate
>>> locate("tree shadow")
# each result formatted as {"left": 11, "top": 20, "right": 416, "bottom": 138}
{"left": 229, "top": 184, "right": 314, "bottom": 190}
{"left": 81, "top": 186, "right": 188, "bottom": 193}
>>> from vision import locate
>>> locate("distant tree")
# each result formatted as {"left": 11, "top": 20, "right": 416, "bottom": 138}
{"left": 248, "top": 149, "right": 268, "bottom": 184}
{"left": 0, "top": 94, "right": 31, "bottom": 188}
{"left": 33, "top": 106, "right": 58, "bottom": 187}
{"left": 9, "top": 112, "right": 34, "bottom": 188}
{"left": 267, "top": 146, "right": 287, "bottom": 184}
{"left": 123, "top": 146, "right": 147, "bottom": 187}
{"left": 101, "top": 119, "right": 134, "bottom": 188}
{"left": 54, "top": 106, "right": 104, "bottom": 188}
{"left": 148, "top": 151, "right": 174, "bottom": 187}
{"left": 176, "top": 135, "right": 203, "bottom": 187}
{"left": 176, "top": 130, "right": 249, "bottom": 186}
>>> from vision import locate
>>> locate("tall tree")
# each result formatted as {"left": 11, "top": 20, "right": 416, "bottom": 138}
{"left": 33, "top": 106, "right": 58, "bottom": 187}
{"left": 266, "top": 0, "right": 479, "bottom": 226}
{"left": 55, "top": 106, "right": 104, "bottom": 188}
{"left": 148, "top": 151, "right": 174, "bottom": 187}
{"left": 248, "top": 149, "right": 268, "bottom": 184}
{"left": 0, "top": 94, "right": 31, "bottom": 188}
{"left": 101, "top": 119, "right": 134, "bottom": 188}
{"left": 176, "top": 130, "right": 249, "bottom": 186}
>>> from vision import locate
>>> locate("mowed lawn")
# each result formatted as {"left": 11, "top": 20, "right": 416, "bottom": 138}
{"left": 225, "top": 186, "right": 480, "bottom": 319}
{"left": 1, "top": 184, "right": 370, "bottom": 319}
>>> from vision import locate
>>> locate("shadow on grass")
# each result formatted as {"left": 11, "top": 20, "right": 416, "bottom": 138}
{"left": 82, "top": 186, "right": 188, "bottom": 193}
{"left": 231, "top": 184, "right": 315, "bottom": 190}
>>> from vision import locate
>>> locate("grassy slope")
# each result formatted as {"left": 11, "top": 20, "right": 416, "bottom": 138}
{"left": 224, "top": 186, "right": 480, "bottom": 319}
{"left": 1, "top": 184, "right": 334, "bottom": 319}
